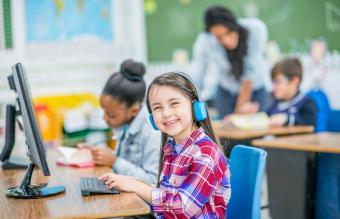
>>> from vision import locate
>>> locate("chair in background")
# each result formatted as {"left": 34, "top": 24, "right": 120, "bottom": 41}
{"left": 227, "top": 145, "right": 267, "bottom": 219}
{"left": 306, "top": 89, "right": 330, "bottom": 132}
{"left": 315, "top": 109, "right": 340, "bottom": 219}
{"left": 326, "top": 110, "right": 340, "bottom": 132}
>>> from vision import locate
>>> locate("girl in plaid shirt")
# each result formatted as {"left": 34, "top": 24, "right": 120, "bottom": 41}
{"left": 100, "top": 72, "right": 231, "bottom": 218}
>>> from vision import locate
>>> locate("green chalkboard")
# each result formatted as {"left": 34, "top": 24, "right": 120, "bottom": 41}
{"left": 145, "top": 0, "right": 340, "bottom": 62}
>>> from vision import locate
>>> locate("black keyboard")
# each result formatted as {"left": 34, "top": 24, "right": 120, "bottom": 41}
{"left": 80, "top": 177, "right": 120, "bottom": 196}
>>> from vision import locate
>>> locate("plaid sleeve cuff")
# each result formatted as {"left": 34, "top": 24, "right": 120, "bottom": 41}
{"left": 151, "top": 188, "right": 164, "bottom": 206}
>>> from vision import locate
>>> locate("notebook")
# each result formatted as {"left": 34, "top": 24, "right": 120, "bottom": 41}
{"left": 56, "top": 146, "right": 95, "bottom": 168}
{"left": 229, "top": 112, "right": 270, "bottom": 130}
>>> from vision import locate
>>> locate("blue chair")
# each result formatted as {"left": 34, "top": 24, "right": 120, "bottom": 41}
{"left": 326, "top": 110, "right": 340, "bottom": 132}
{"left": 227, "top": 145, "right": 267, "bottom": 219}
{"left": 315, "top": 153, "right": 340, "bottom": 219}
{"left": 306, "top": 89, "right": 330, "bottom": 132}
{"left": 314, "top": 110, "right": 340, "bottom": 219}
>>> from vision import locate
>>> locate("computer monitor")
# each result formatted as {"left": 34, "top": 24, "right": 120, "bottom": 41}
{"left": 0, "top": 103, "right": 30, "bottom": 169}
{"left": 5, "top": 63, "right": 65, "bottom": 198}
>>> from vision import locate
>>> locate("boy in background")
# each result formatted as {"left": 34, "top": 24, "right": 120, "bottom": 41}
{"left": 267, "top": 58, "right": 317, "bottom": 126}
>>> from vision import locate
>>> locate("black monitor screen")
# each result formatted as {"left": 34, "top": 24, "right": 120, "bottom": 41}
{"left": 11, "top": 63, "right": 50, "bottom": 176}
{"left": 5, "top": 63, "right": 65, "bottom": 199}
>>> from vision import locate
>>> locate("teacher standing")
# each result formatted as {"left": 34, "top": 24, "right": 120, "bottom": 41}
{"left": 190, "top": 5, "right": 268, "bottom": 118}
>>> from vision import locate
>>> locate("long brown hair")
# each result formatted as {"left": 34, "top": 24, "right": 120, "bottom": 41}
{"left": 146, "top": 72, "right": 221, "bottom": 187}
{"left": 205, "top": 6, "right": 248, "bottom": 81}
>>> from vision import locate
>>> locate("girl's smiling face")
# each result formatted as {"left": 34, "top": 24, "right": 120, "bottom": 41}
{"left": 148, "top": 85, "right": 197, "bottom": 144}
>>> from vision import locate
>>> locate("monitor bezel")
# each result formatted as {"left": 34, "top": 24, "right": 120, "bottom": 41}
{"left": 11, "top": 63, "right": 50, "bottom": 176}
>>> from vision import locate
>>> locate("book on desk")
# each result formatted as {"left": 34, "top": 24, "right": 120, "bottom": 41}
{"left": 56, "top": 146, "right": 95, "bottom": 168}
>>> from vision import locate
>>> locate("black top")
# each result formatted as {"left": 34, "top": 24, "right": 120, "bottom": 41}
{"left": 291, "top": 98, "right": 317, "bottom": 126}
{"left": 266, "top": 92, "right": 317, "bottom": 126}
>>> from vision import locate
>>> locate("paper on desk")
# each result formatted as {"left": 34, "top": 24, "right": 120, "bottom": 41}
{"left": 230, "top": 112, "right": 269, "bottom": 130}
{"left": 56, "top": 146, "right": 95, "bottom": 167}
{"left": 58, "top": 147, "right": 77, "bottom": 160}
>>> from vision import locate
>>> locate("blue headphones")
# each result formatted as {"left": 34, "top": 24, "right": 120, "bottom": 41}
{"left": 148, "top": 72, "right": 208, "bottom": 130}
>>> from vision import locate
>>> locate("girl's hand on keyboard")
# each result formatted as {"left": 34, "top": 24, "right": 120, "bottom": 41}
{"left": 99, "top": 173, "right": 136, "bottom": 192}
{"left": 99, "top": 173, "right": 153, "bottom": 203}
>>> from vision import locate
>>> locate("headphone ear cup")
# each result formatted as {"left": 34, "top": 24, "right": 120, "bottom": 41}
{"left": 149, "top": 114, "right": 159, "bottom": 130}
{"left": 193, "top": 101, "right": 208, "bottom": 121}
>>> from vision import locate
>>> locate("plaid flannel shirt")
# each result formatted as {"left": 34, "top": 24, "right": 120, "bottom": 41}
{"left": 151, "top": 127, "right": 231, "bottom": 218}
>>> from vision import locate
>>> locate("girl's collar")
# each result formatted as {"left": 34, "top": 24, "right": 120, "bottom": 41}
{"left": 164, "top": 127, "right": 205, "bottom": 155}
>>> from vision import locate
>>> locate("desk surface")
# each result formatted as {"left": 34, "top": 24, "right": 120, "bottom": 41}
{"left": 0, "top": 148, "right": 150, "bottom": 219}
{"left": 213, "top": 122, "right": 314, "bottom": 140}
{"left": 252, "top": 132, "right": 340, "bottom": 153}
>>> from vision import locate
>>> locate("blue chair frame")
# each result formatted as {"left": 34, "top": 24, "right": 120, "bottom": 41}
{"left": 227, "top": 145, "right": 267, "bottom": 219}
{"left": 306, "top": 89, "right": 330, "bottom": 132}
{"left": 315, "top": 110, "right": 340, "bottom": 219}
{"left": 326, "top": 110, "right": 340, "bottom": 132}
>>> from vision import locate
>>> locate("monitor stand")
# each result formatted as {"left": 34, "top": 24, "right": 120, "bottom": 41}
{"left": 1, "top": 104, "right": 28, "bottom": 169}
{"left": 6, "top": 163, "right": 65, "bottom": 198}
{"left": 2, "top": 157, "right": 28, "bottom": 169}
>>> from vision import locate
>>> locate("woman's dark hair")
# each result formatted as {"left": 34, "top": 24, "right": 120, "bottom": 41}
{"left": 146, "top": 72, "right": 221, "bottom": 187}
{"left": 102, "top": 59, "right": 146, "bottom": 106}
{"left": 205, "top": 6, "right": 248, "bottom": 81}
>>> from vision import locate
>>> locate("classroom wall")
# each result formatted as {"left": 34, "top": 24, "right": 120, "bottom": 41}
{"left": 0, "top": 0, "right": 147, "bottom": 105}
{"left": 0, "top": 0, "right": 339, "bottom": 111}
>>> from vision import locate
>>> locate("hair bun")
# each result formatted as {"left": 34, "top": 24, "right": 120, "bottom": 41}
{"left": 120, "top": 59, "right": 146, "bottom": 82}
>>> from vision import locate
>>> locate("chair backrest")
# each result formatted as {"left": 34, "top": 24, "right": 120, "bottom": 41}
{"left": 227, "top": 145, "right": 267, "bottom": 219}
{"left": 327, "top": 110, "right": 340, "bottom": 132}
{"left": 306, "top": 89, "right": 330, "bottom": 132}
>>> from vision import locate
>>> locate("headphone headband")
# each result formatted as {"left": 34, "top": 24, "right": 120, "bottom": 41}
{"left": 171, "top": 71, "right": 202, "bottom": 100}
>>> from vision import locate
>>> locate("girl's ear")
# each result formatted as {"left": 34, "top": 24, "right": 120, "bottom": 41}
{"left": 129, "top": 102, "right": 141, "bottom": 117}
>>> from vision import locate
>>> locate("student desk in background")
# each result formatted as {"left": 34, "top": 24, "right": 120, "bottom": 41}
{"left": 214, "top": 124, "right": 314, "bottom": 140}
{"left": 212, "top": 122, "right": 314, "bottom": 156}
{"left": 252, "top": 132, "right": 340, "bottom": 153}
{"left": 0, "top": 148, "right": 150, "bottom": 219}
{"left": 252, "top": 132, "right": 340, "bottom": 219}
